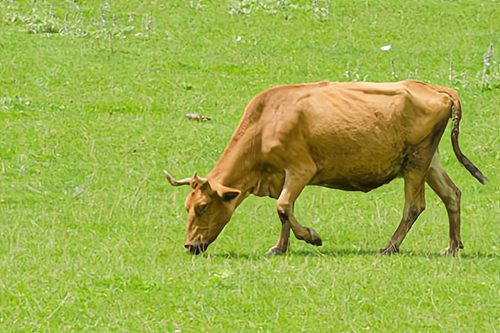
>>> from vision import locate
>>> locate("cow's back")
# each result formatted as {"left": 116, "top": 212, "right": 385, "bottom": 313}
{"left": 258, "top": 80, "right": 452, "bottom": 192}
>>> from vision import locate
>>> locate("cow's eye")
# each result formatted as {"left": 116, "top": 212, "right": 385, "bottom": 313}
{"left": 195, "top": 204, "right": 207, "bottom": 215}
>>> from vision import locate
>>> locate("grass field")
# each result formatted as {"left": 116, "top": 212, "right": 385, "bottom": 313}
{"left": 1, "top": 0, "right": 500, "bottom": 332}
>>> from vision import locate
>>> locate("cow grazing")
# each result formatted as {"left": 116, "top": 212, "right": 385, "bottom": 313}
{"left": 164, "top": 79, "right": 487, "bottom": 256}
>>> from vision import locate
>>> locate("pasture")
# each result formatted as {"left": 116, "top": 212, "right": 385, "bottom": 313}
{"left": 1, "top": 0, "right": 499, "bottom": 331}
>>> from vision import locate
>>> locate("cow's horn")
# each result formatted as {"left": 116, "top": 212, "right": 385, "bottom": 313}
{"left": 164, "top": 170, "right": 191, "bottom": 186}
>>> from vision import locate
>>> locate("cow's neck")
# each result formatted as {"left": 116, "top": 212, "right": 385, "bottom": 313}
{"left": 208, "top": 134, "right": 258, "bottom": 196}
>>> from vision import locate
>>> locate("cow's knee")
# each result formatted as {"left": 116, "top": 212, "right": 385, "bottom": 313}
{"left": 276, "top": 201, "right": 291, "bottom": 218}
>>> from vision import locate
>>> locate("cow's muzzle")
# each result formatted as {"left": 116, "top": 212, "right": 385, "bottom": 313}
{"left": 184, "top": 242, "right": 209, "bottom": 255}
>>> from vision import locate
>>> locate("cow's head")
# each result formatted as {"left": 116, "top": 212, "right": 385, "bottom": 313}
{"left": 164, "top": 170, "right": 241, "bottom": 255}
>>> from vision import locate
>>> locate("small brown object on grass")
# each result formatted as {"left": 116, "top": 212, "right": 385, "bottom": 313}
{"left": 185, "top": 113, "right": 211, "bottom": 122}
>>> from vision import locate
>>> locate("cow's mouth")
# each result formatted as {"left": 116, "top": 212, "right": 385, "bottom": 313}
{"left": 184, "top": 243, "right": 209, "bottom": 255}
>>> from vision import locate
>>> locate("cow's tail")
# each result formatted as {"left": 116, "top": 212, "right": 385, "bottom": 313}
{"left": 436, "top": 87, "right": 488, "bottom": 185}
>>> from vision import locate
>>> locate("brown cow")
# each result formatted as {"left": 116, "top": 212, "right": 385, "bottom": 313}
{"left": 165, "top": 79, "right": 487, "bottom": 256}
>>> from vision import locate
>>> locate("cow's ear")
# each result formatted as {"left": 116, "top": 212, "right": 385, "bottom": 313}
{"left": 217, "top": 185, "right": 241, "bottom": 202}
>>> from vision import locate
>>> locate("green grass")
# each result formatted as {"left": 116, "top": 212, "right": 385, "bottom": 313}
{"left": 1, "top": 0, "right": 500, "bottom": 332}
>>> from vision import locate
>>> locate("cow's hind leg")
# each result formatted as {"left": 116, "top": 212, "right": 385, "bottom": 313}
{"left": 268, "top": 168, "right": 322, "bottom": 254}
{"left": 379, "top": 169, "right": 427, "bottom": 255}
{"left": 426, "top": 152, "right": 463, "bottom": 257}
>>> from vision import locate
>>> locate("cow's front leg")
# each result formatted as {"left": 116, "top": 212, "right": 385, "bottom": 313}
{"left": 277, "top": 208, "right": 322, "bottom": 246}
{"left": 274, "top": 169, "right": 322, "bottom": 250}
{"left": 266, "top": 216, "right": 291, "bottom": 255}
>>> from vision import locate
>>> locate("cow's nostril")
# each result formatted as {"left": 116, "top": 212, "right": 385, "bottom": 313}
{"left": 184, "top": 244, "right": 191, "bottom": 250}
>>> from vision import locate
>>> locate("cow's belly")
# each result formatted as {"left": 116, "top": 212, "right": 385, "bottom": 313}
{"left": 308, "top": 147, "right": 406, "bottom": 193}
{"left": 310, "top": 172, "right": 400, "bottom": 192}
{"left": 303, "top": 115, "right": 411, "bottom": 192}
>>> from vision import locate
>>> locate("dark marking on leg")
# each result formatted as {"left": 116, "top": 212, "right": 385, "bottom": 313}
{"left": 278, "top": 212, "right": 289, "bottom": 223}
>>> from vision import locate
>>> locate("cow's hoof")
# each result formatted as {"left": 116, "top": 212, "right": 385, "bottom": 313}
{"left": 265, "top": 246, "right": 287, "bottom": 255}
{"left": 378, "top": 244, "right": 399, "bottom": 256}
{"left": 306, "top": 227, "right": 322, "bottom": 246}
{"left": 442, "top": 247, "right": 460, "bottom": 258}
